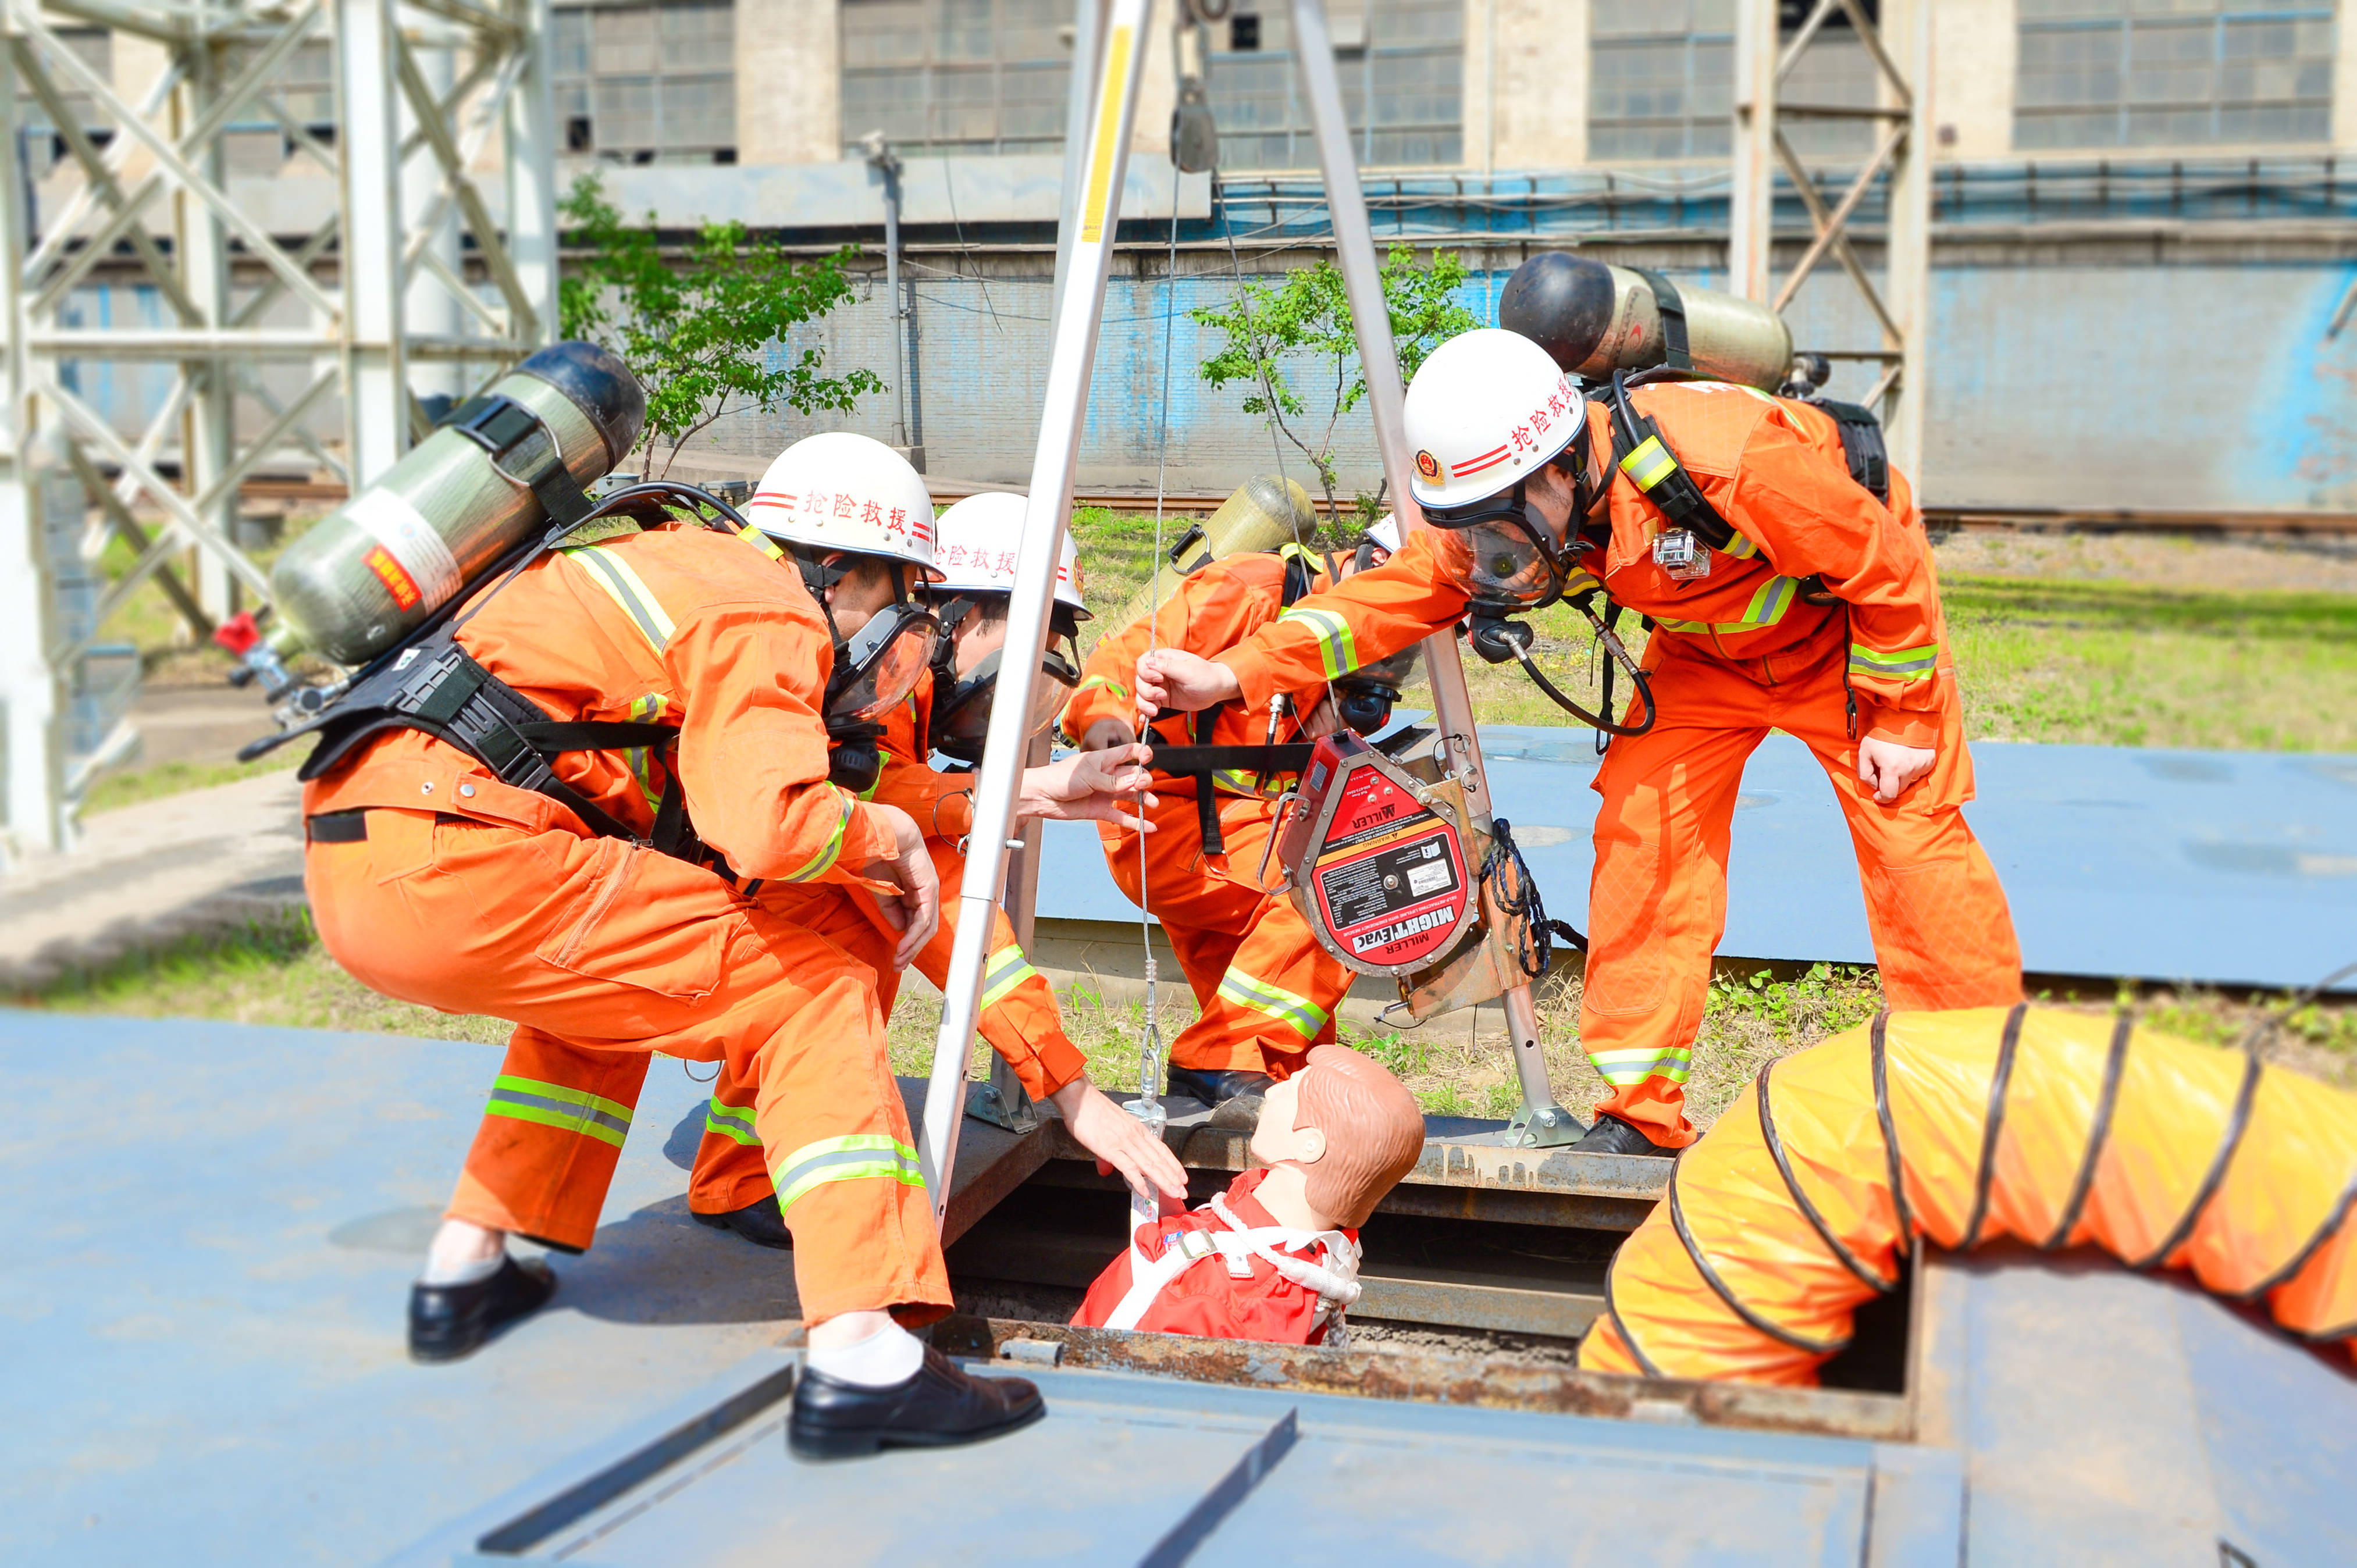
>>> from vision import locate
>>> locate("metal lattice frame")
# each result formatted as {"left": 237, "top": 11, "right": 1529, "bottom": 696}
{"left": 0, "top": 0, "right": 556, "bottom": 860}
{"left": 1730, "top": 0, "right": 1929, "bottom": 475}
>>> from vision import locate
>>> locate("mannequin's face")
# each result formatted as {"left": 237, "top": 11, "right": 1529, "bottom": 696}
{"left": 1249, "top": 1074, "right": 1327, "bottom": 1169}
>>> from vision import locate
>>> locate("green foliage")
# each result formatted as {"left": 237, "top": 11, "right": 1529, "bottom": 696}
{"left": 1191, "top": 245, "right": 1480, "bottom": 516}
{"left": 558, "top": 175, "right": 884, "bottom": 475}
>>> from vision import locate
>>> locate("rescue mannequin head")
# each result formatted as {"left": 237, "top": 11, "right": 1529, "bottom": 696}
{"left": 1248, "top": 1045, "right": 1426, "bottom": 1230}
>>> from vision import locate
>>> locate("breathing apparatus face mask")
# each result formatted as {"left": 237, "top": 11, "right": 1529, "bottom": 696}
{"left": 796, "top": 552, "right": 942, "bottom": 786}
{"left": 1425, "top": 472, "right": 1590, "bottom": 615}
{"left": 1327, "top": 643, "right": 1420, "bottom": 737}
{"left": 929, "top": 603, "right": 1081, "bottom": 764}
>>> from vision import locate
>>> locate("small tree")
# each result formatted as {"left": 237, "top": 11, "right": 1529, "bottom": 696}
{"left": 1191, "top": 245, "right": 1482, "bottom": 523}
{"left": 558, "top": 176, "right": 884, "bottom": 476}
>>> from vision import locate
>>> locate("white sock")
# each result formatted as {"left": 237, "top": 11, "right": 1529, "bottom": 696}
{"left": 420, "top": 1247, "right": 505, "bottom": 1288}
{"left": 806, "top": 1320, "right": 925, "bottom": 1388}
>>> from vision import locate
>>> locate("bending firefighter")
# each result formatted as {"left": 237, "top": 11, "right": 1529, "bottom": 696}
{"left": 304, "top": 428, "right": 1180, "bottom": 1459}
{"left": 1065, "top": 520, "right": 1411, "bottom": 1119}
{"left": 1132, "top": 328, "right": 2023, "bottom": 1156}
{"left": 683, "top": 479, "right": 1175, "bottom": 1243}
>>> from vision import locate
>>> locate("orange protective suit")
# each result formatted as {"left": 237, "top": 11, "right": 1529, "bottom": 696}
{"left": 302, "top": 521, "right": 951, "bottom": 1326}
{"left": 1211, "top": 386, "right": 2023, "bottom": 1146}
{"left": 1064, "top": 551, "right": 1351, "bottom": 1079}
{"left": 685, "top": 671, "right": 1091, "bottom": 1216}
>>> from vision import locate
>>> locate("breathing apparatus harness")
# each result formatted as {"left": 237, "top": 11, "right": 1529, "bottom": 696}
{"left": 245, "top": 405, "right": 803, "bottom": 875}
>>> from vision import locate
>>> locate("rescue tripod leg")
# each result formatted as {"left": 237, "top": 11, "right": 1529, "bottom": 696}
{"left": 918, "top": 0, "right": 1149, "bottom": 1221}
{"left": 1285, "top": 0, "right": 1578, "bottom": 1148}
{"left": 966, "top": 732, "right": 1054, "bottom": 1136}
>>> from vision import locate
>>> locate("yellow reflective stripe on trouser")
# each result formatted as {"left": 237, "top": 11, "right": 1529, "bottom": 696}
{"left": 781, "top": 786, "right": 854, "bottom": 882}
{"left": 562, "top": 543, "right": 677, "bottom": 653}
{"left": 1217, "top": 970, "right": 1328, "bottom": 1042}
{"left": 1587, "top": 1045, "right": 1693, "bottom": 1087}
{"left": 1848, "top": 642, "right": 1939, "bottom": 681}
{"left": 1277, "top": 605, "right": 1358, "bottom": 679}
{"left": 1653, "top": 575, "right": 1803, "bottom": 637}
{"left": 704, "top": 1096, "right": 760, "bottom": 1146}
{"left": 980, "top": 945, "right": 1041, "bottom": 1011}
{"left": 485, "top": 1074, "right": 633, "bottom": 1148}
{"left": 772, "top": 1134, "right": 925, "bottom": 1210}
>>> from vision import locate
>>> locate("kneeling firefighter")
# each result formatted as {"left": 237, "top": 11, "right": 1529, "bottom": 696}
{"left": 683, "top": 472, "right": 1185, "bottom": 1245}
{"left": 1065, "top": 518, "right": 1412, "bottom": 1119}
{"left": 295, "top": 381, "right": 1158, "bottom": 1456}
{"left": 1133, "top": 326, "right": 2024, "bottom": 1157}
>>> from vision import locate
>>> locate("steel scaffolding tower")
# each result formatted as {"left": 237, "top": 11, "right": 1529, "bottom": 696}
{"left": 1729, "top": 0, "right": 1931, "bottom": 475}
{"left": 0, "top": 0, "right": 557, "bottom": 864}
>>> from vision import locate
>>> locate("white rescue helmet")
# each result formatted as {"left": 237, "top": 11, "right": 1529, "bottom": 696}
{"left": 930, "top": 490, "right": 1090, "bottom": 616}
{"left": 747, "top": 431, "right": 942, "bottom": 580}
{"left": 1402, "top": 328, "right": 1583, "bottom": 510}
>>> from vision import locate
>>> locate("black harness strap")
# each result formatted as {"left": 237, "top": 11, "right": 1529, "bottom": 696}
{"left": 1607, "top": 371, "right": 1738, "bottom": 551}
{"left": 1629, "top": 268, "right": 1693, "bottom": 371}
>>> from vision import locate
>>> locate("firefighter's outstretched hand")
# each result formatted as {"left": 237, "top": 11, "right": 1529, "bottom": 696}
{"left": 1856, "top": 736, "right": 1935, "bottom": 804}
{"left": 858, "top": 806, "right": 940, "bottom": 968}
{"left": 1019, "top": 744, "right": 1160, "bottom": 832}
{"left": 1052, "top": 1079, "right": 1190, "bottom": 1213}
{"left": 1134, "top": 648, "right": 1241, "bottom": 720}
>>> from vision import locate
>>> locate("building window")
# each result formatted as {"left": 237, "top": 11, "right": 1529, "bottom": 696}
{"left": 840, "top": 0, "right": 1073, "bottom": 157}
{"left": 1204, "top": 0, "right": 1464, "bottom": 170}
{"left": 554, "top": 1, "right": 738, "bottom": 165}
{"left": 2016, "top": 1, "right": 2336, "bottom": 150}
{"left": 1589, "top": 0, "right": 1881, "bottom": 165}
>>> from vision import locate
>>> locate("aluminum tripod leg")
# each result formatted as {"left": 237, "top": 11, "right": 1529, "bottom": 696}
{"left": 1286, "top": 0, "right": 1579, "bottom": 1148}
{"left": 917, "top": 0, "right": 1152, "bottom": 1223}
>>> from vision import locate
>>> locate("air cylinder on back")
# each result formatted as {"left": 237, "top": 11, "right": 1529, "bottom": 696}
{"left": 1109, "top": 474, "right": 1320, "bottom": 634}
{"left": 1498, "top": 252, "right": 1793, "bottom": 392}
{"left": 268, "top": 341, "right": 645, "bottom": 667}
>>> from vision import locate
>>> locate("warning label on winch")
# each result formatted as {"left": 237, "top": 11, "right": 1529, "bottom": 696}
{"left": 1313, "top": 828, "right": 1468, "bottom": 967}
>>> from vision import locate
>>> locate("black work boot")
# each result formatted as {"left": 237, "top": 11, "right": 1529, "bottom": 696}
{"left": 1166, "top": 1065, "right": 1274, "bottom": 1127}
{"left": 408, "top": 1255, "right": 557, "bottom": 1363}
{"left": 789, "top": 1348, "right": 1045, "bottom": 1461}
{"left": 1569, "top": 1113, "right": 1680, "bottom": 1159}
{"left": 693, "top": 1198, "right": 792, "bottom": 1250}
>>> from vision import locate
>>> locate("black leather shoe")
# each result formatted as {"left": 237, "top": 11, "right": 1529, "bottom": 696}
{"left": 408, "top": 1255, "right": 556, "bottom": 1363}
{"left": 692, "top": 1198, "right": 792, "bottom": 1250}
{"left": 1166, "top": 1065, "right": 1274, "bottom": 1127}
{"left": 789, "top": 1347, "right": 1045, "bottom": 1461}
{"left": 1570, "top": 1114, "right": 1679, "bottom": 1159}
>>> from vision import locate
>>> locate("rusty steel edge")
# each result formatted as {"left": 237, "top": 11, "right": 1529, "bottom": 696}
{"left": 925, "top": 1314, "right": 1912, "bottom": 1444}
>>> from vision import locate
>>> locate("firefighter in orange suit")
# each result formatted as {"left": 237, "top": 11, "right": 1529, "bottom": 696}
{"left": 682, "top": 488, "right": 1173, "bottom": 1243}
{"left": 1062, "top": 521, "right": 1407, "bottom": 1121}
{"left": 1133, "top": 328, "right": 2023, "bottom": 1157}
{"left": 304, "top": 430, "right": 1181, "bottom": 1459}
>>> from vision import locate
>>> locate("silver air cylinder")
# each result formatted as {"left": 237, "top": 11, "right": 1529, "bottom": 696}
{"left": 1498, "top": 252, "right": 1794, "bottom": 393}
{"left": 268, "top": 341, "right": 645, "bottom": 667}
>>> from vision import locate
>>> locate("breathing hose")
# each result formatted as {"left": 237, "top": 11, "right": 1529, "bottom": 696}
{"left": 1469, "top": 604, "right": 1656, "bottom": 739}
{"left": 1579, "top": 1004, "right": 2357, "bottom": 1384}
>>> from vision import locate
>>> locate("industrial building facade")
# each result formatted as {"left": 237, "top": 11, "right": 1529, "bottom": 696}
{"left": 23, "top": 0, "right": 2357, "bottom": 512}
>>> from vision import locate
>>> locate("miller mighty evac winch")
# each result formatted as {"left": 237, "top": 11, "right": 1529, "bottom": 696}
{"left": 1270, "top": 732, "right": 1479, "bottom": 979}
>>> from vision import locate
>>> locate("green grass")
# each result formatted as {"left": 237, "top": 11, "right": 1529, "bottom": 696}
{"left": 81, "top": 750, "right": 304, "bottom": 816}
{"left": 1939, "top": 576, "right": 2357, "bottom": 751}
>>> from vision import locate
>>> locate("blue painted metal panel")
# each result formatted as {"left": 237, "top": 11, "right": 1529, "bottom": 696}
{"left": 0, "top": 1011, "right": 789, "bottom": 1567}
{"left": 395, "top": 1356, "right": 1922, "bottom": 1566}
{"left": 1035, "top": 731, "right": 2357, "bottom": 992}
